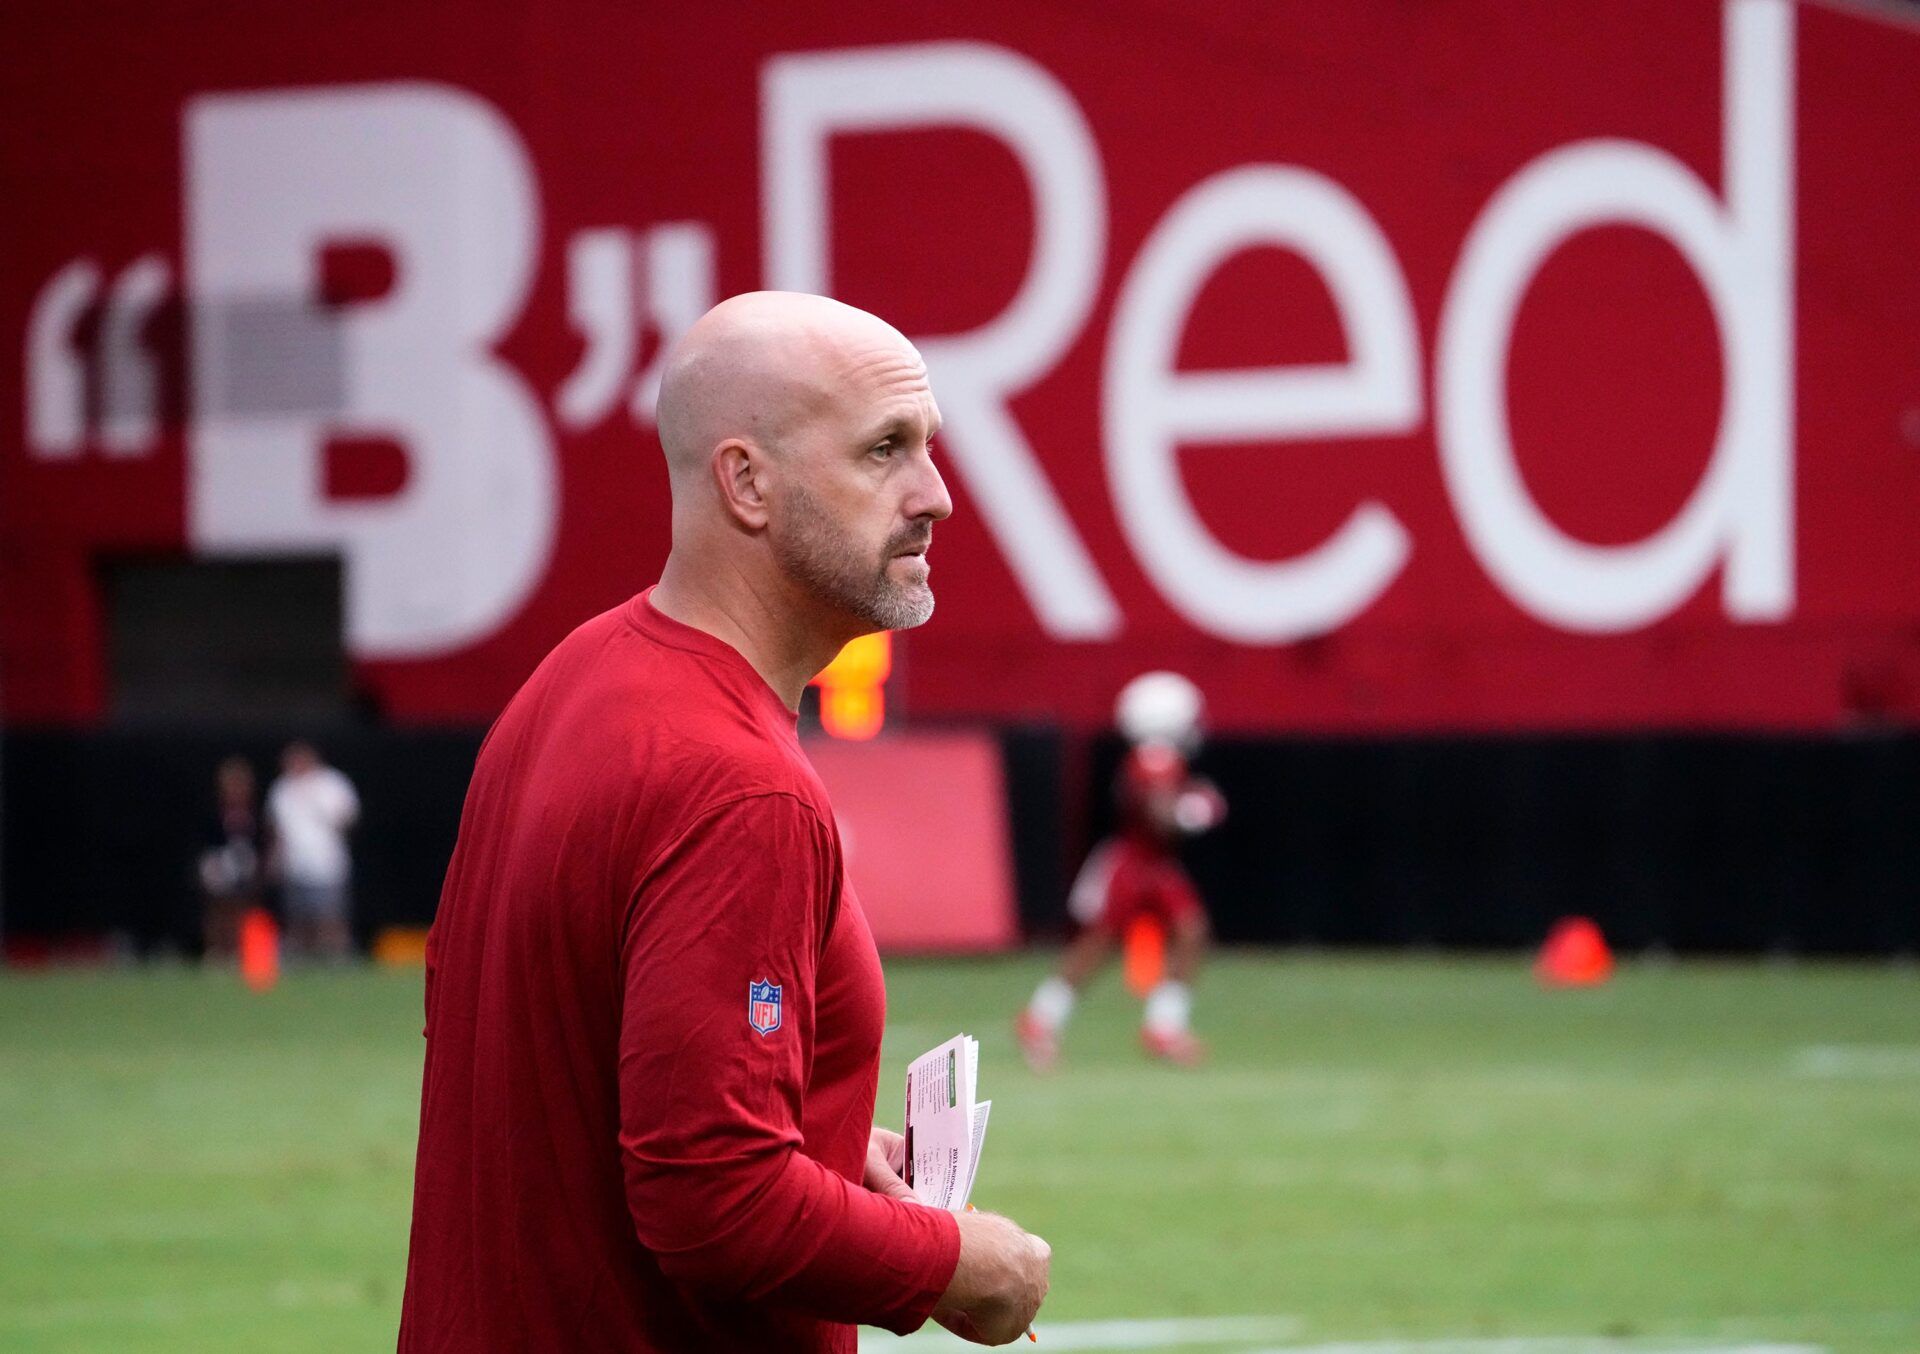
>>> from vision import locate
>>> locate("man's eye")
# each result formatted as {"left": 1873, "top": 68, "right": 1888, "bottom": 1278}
{"left": 871, "top": 442, "right": 896, "bottom": 459}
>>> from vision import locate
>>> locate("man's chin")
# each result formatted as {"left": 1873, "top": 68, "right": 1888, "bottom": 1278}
{"left": 897, "top": 594, "right": 935, "bottom": 629}
{"left": 869, "top": 582, "right": 935, "bottom": 631}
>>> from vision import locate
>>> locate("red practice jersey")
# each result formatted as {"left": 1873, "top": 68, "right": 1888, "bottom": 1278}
{"left": 1068, "top": 744, "right": 1221, "bottom": 931}
{"left": 399, "top": 589, "right": 959, "bottom": 1353}
{"left": 1117, "top": 743, "right": 1193, "bottom": 855}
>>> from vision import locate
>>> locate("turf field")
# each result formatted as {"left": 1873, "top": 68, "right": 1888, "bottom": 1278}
{"left": 2, "top": 954, "right": 1916, "bottom": 1353}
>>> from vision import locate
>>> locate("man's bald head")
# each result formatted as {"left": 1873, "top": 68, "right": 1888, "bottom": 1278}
{"left": 655, "top": 291, "right": 918, "bottom": 487}
{"left": 650, "top": 290, "right": 951, "bottom": 641}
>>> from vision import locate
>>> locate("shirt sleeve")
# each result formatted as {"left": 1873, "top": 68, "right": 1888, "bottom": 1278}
{"left": 328, "top": 770, "right": 361, "bottom": 828}
{"left": 617, "top": 791, "right": 961, "bottom": 1333}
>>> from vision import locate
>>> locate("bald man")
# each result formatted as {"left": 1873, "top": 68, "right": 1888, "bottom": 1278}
{"left": 399, "top": 293, "right": 1050, "bottom": 1351}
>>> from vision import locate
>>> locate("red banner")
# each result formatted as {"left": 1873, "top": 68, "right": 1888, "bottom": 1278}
{"left": 4, "top": 0, "right": 1918, "bottom": 731}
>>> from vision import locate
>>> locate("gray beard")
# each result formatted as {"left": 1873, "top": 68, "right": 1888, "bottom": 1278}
{"left": 775, "top": 486, "right": 936, "bottom": 631}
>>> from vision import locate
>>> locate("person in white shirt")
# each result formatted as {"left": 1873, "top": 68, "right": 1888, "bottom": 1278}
{"left": 267, "top": 741, "right": 360, "bottom": 961}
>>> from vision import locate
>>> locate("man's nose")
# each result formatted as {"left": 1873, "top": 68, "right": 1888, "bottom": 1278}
{"left": 910, "top": 453, "right": 954, "bottom": 523}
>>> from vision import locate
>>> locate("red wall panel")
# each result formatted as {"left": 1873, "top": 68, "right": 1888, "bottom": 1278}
{"left": 3, "top": 0, "right": 1917, "bottom": 732}
{"left": 803, "top": 733, "right": 1018, "bottom": 952}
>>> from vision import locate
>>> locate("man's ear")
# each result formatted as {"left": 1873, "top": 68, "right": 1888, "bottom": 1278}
{"left": 711, "top": 439, "right": 772, "bottom": 530}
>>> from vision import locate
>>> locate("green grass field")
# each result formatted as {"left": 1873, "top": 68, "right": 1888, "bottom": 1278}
{"left": 2, "top": 954, "right": 1917, "bottom": 1353}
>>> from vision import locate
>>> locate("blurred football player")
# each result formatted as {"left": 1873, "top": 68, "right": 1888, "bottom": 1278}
{"left": 1018, "top": 671, "right": 1225, "bottom": 1069}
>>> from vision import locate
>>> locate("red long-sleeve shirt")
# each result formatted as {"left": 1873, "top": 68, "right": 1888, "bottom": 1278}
{"left": 399, "top": 589, "right": 961, "bottom": 1352}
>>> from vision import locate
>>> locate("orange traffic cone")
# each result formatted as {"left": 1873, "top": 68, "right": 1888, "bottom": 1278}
{"left": 1123, "top": 917, "right": 1166, "bottom": 996}
{"left": 239, "top": 907, "right": 281, "bottom": 992}
{"left": 1535, "top": 916, "right": 1613, "bottom": 987}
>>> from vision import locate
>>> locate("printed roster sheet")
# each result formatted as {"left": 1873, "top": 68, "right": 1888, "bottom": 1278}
{"left": 902, "top": 1034, "right": 991, "bottom": 1212}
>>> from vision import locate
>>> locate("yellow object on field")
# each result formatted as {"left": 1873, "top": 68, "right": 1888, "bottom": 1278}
{"left": 812, "top": 632, "right": 892, "bottom": 740}
{"left": 373, "top": 926, "right": 431, "bottom": 966}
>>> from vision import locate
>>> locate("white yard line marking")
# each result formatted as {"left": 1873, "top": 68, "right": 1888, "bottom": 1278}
{"left": 1789, "top": 1044, "right": 1920, "bottom": 1079}
{"left": 1239, "top": 1341, "right": 1824, "bottom": 1354}
{"left": 868, "top": 1314, "right": 1304, "bottom": 1349}
{"left": 1, "top": 1278, "right": 364, "bottom": 1330}
{"left": 863, "top": 1319, "right": 1825, "bottom": 1353}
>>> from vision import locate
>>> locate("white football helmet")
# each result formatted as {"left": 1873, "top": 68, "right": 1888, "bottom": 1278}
{"left": 1115, "top": 670, "right": 1204, "bottom": 750}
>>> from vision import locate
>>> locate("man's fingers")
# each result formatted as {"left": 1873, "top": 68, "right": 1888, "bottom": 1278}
{"left": 868, "top": 1126, "right": 909, "bottom": 1177}
{"left": 934, "top": 1309, "right": 984, "bottom": 1343}
{"left": 864, "top": 1137, "right": 918, "bottom": 1202}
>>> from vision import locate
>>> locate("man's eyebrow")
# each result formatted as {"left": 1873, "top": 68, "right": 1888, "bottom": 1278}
{"left": 865, "top": 416, "right": 938, "bottom": 444}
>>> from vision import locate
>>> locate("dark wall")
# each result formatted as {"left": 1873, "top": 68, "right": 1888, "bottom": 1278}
{"left": 4, "top": 726, "right": 1917, "bottom": 957}
{"left": 2, "top": 726, "right": 480, "bottom": 954}
{"left": 1084, "top": 732, "right": 1920, "bottom": 956}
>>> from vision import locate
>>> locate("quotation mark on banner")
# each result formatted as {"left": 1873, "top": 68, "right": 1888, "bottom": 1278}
{"left": 555, "top": 222, "right": 715, "bottom": 430}
{"left": 26, "top": 254, "right": 175, "bottom": 459}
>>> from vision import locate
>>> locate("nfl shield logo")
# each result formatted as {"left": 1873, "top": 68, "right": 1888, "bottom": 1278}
{"left": 748, "top": 980, "right": 782, "bottom": 1036}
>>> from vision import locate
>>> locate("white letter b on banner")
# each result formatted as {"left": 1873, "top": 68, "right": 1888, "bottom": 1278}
{"left": 187, "top": 84, "right": 555, "bottom": 658}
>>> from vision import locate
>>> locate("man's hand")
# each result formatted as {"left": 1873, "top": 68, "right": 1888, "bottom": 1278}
{"left": 932, "top": 1208, "right": 1050, "bottom": 1345}
{"left": 865, "top": 1126, "right": 1049, "bottom": 1342}
{"left": 864, "top": 1126, "right": 915, "bottom": 1203}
